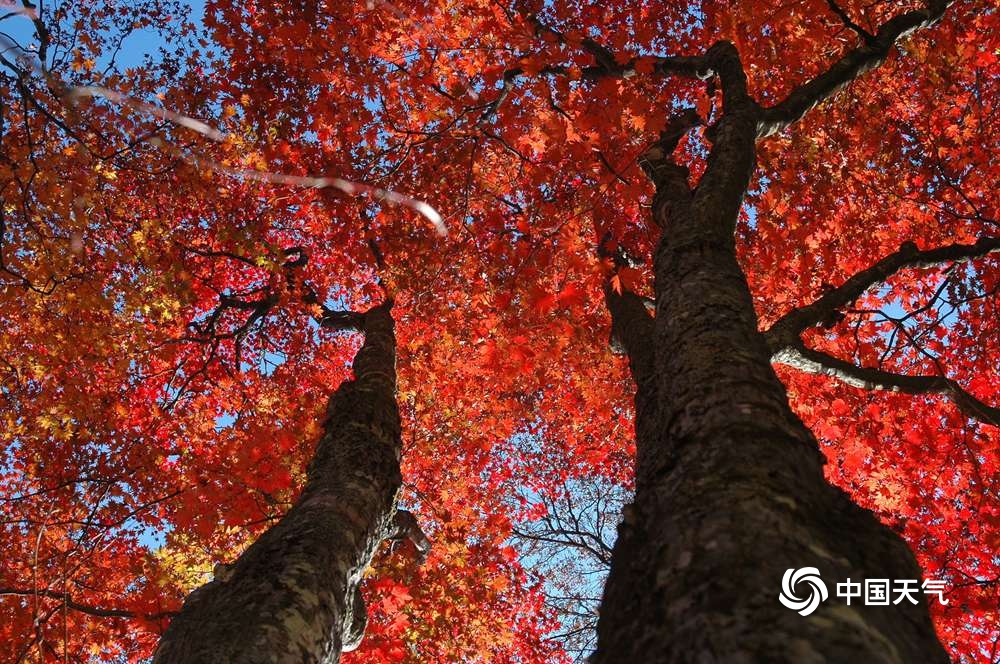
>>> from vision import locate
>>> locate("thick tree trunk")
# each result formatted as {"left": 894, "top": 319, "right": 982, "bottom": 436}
{"left": 153, "top": 302, "right": 401, "bottom": 664}
{"left": 594, "top": 45, "right": 948, "bottom": 663}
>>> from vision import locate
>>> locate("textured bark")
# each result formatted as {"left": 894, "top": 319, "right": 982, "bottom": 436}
{"left": 153, "top": 302, "right": 402, "bottom": 664}
{"left": 604, "top": 286, "right": 658, "bottom": 474}
{"left": 593, "top": 42, "right": 948, "bottom": 663}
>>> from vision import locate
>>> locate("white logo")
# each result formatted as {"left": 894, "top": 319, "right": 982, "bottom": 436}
{"left": 779, "top": 567, "right": 829, "bottom": 616}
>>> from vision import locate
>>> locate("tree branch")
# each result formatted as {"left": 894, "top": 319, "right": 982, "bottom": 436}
{"left": 604, "top": 285, "right": 656, "bottom": 386}
{"left": 771, "top": 343, "right": 1000, "bottom": 427}
{"left": 0, "top": 587, "right": 174, "bottom": 619}
{"left": 476, "top": 37, "right": 712, "bottom": 122}
{"left": 526, "top": 14, "right": 620, "bottom": 72}
{"left": 388, "top": 509, "right": 431, "bottom": 562}
{"left": 300, "top": 286, "right": 364, "bottom": 331}
{"left": 638, "top": 107, "right": 700, "bottom": 190}
{"left": 758, "top": 0, "right": 953, "bottom": 137}
{"left": 317, "top": 309, "right": 365, "bottom": 330}
{"left": 825, "top": 0, "right": 876, "bottom": 44}
{"left": 278, "top": 248, "right": 366, "bottom": 331}
{"left": 768, "top": 237, "right": 1000, "bottom": 344}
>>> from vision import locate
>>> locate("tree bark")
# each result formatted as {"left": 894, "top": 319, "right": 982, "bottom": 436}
{"left": 604, "top": 285, "right": 658, "bottom": 468}
{"left": 593, "top": 43, "right": 949, "bottom": 663}
{"left": 153, "top": 301, "right": 402, "bottom": 664}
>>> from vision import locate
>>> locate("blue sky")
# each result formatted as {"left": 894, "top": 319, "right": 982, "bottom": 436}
{"left": 1, "top": 0, "right": 206, "bottom": 70}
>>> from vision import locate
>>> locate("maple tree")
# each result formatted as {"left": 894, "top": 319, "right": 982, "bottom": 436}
{"left": 1, "top": 0, "right": 998, "bottom": 662}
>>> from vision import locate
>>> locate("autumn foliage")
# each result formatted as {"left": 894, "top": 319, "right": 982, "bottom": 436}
{"left": 0, "top": 0, "right": 997, "bottom": 661}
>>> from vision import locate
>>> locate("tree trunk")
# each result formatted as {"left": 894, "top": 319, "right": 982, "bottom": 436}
{"left": 153, "top": 302, "right": 401, "bottom": 664}
{"left": 594, "top": 44, "right": 948, "bottom": 663}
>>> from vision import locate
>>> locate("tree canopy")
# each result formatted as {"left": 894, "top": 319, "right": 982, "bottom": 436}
{"left": 0, "top": 0, "right": 997, "bottom": 661}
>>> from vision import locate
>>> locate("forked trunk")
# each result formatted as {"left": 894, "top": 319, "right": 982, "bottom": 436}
{"left": 594, "top": 58, "right": 948, "bottom": 661}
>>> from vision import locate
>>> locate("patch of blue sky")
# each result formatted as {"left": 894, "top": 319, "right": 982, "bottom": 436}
{"left": 0, "top": 0, "right": 207, "bottom": 71}
{"left": 127, "top": 516, "right": 169, "bottom": 550}
{"left": 498, "top": 428, "right": 626, "bottom": 658}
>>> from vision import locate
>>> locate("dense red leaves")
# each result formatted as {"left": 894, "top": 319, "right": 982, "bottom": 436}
{"left": 1, "top": 0, "right": 998, "bottom": 661}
